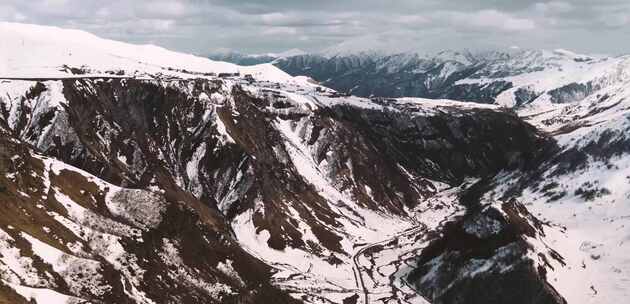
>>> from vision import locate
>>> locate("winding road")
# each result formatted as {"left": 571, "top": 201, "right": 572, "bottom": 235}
{"left": 350, "top": 185, "right": 462, "bottom": 304}
{"left": 351, "top": 224, "right": 428, "bottom": 304}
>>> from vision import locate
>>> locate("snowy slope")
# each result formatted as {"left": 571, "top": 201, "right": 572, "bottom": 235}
{"left": 0, "top": 128, "right": 295, "bottom": 304}
{"left": 470, "top": 73, "right": 630, "bottom": 303}
{"left": 272, "top": 47, "right": 630, "bottom": 107}
{"left": 478, "top": 51, "right": 630, "bottom": 107}
{"left": 0, "top": 22, "right": 294, "bottom": 82}
{"left": 258, "top": 48, "right": 307, "bottom": 59}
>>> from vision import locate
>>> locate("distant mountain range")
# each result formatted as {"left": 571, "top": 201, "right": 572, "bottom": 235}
{"left": 208, "top": 49, "right": 306, "bottom": 66}
{"left": 211, "top": 48, "right": 628, "bottom": 106}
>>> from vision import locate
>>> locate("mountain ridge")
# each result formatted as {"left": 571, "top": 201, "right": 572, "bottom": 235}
{"left": 211, "top": 47, "right": 630, "bottom": 109}
{"left": 1, "top": 22, "right": 630, "bottom": 304}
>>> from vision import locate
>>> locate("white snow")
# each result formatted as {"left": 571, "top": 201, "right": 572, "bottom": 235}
{"left": 255, "top": 48, "right": 307, "bottom": 59}
{"left": 485, "top": 81, "right": 630, "bottom": 303}
{"left": 8, "top": 283, "right": 84, "bottom": 304}
{"left": 0, "top": 229, "right": 42, "bottom": 286}
{"left": 216, "top": 259, "right": 245, "bottom": 287}
{"left": 0, "top": 22, "right": 295, "bottom": 83}
{"left": 213, "top": 111, "right": 235, "bottom": 145}
{"left": 20, "top": 232, "right": 110, "bottom": 297}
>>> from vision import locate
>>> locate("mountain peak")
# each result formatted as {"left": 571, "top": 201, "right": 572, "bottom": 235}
{"left": 263, "top": 48, "right": 307, "bottom": 58}
{"left": 0, "top": 21, "right": 296, "bottom": 83}
{"left": 320, "top": 34, "right": 416, "bottom": 58}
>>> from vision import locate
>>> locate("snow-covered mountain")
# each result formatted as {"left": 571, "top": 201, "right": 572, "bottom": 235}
{"left": 213, "top": 45, "right": 630, "bottom": 107}
{"left": 1, "top": 22, "right": 629, "bottom": 304}
{"left": 272, "top": 48, "right": 630, "bottom": 106}
{"left": 208, "top": 49, "right": 307, "bottom": 66}
{"left": 0, "top": 22, "right": 293, "bottom": 82}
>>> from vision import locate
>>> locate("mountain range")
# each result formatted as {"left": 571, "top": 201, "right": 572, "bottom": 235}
{"left": 1, "top": 22, "right": 629, "bottom": 304}
{"left": 211, "top": 48, "right": 629, "bottom": 107}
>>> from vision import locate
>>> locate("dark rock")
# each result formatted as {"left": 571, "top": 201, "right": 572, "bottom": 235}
{"left": 408, "top": 199, "right": 566, "bottom": 304}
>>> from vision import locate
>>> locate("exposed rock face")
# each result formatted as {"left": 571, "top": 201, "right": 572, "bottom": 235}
{"left": 0, "top": 76, "right": 563, "bottom": 303}
{"left": 208, "top": 52, "right": 277, "bottom": 66}
{"left": 513, "top": 86, "right": 541, "bottom": 106}
{"left": 0, "top": 110, "right": 298, "bottom": 303}
{"left": 548, "top": 82, "right": 601, "bottom": 104}
{"left": 325, "top": 104, "right": 554, "bottom": 184}
{"left": 18, "top": 78, "right": 549, "bottom": 247}
{"left": 408, "top": 197, "right": 566, "bottom": 304}
{"left": 273, "top": 53, "right": 515, "bottom": 103}
{"left": 270, "top": 50, "right": 630, "bottom": 108}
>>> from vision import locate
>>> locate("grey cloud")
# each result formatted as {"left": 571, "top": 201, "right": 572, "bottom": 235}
{"left": 2, "top": 0, "right": 630, "bottom": 55}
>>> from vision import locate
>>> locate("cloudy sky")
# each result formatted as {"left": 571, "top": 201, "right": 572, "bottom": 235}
{"left": 1, "top": 0, "right": 630, "bottom": 55}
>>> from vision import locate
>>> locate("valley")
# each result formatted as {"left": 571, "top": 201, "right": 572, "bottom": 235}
{"left": 0, "top": 22, "right": 629, "bottom": 304}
